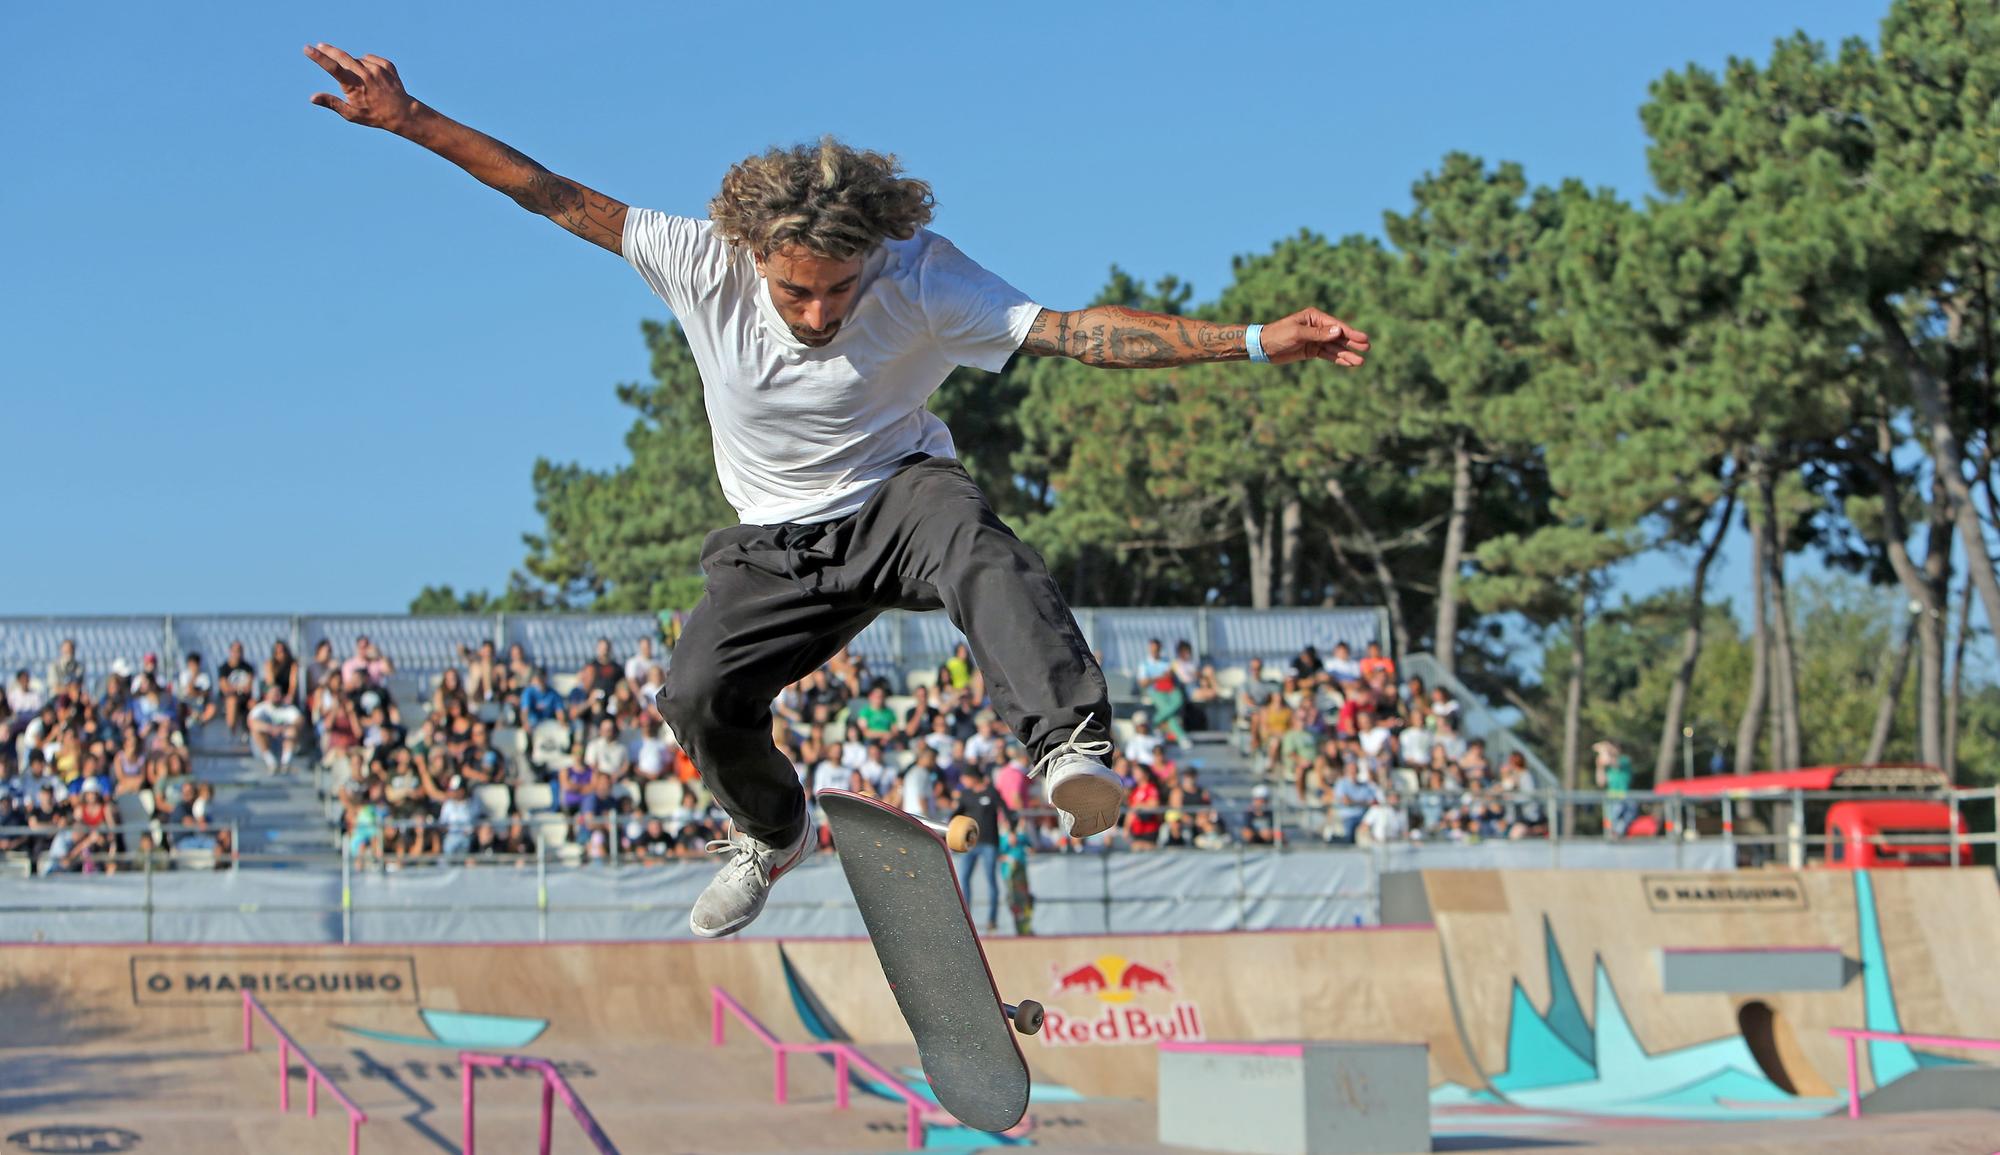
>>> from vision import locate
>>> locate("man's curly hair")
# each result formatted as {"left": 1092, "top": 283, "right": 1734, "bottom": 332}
{"left": 708, "top": 136, "right": 935, "bottom": 261}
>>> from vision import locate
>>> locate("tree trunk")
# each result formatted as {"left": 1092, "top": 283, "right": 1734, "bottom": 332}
{"left": 1945, "top": 579, "right": 1973, "bottom": 782}
{"left": 1278, "top": 494, "right": 1302, "bottom": 608}
{"left": 1561, "top": 595, "right": 1586, "bottom": 834}
{"left": 1758, "top": 466, "right": 1803, "bottom": 768}
{"left": 1916, "top": 492, "right": 1954, "bottom": 769}
{"left": 1656, "top": 486, "right": 1737, "bottom": 783}
{"left": 1325, "top": 477, "right": 1410, "bottom": 666}
{"left": 1242, "top": 499, "right": 1273, "bottom": 610}
{"left": 1735, "top": 491, "right": 1769, "bottom": 775}
{"left": 1434, "top": 433, "right": 1474, "bottom": 677}
{"left": 1872, "top": 296, "right": 2000, "bottom": 667}
{"left": 1871, "top": 406, "right": 1952, "bottom": 769}
{"left": 1863, "top": 615, "right": 1915, "bottom": 765}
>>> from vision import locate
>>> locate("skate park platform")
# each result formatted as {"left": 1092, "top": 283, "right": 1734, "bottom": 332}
{"left": 5, "top": 869, "right": 2000, "bottom": 1153}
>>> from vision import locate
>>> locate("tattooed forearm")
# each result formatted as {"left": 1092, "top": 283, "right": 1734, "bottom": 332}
{"left": 1021, "top": 306, "right": 1252, "bottom": 368}
{"left": 403, "top": 113, "right": 628, "bottom": 253}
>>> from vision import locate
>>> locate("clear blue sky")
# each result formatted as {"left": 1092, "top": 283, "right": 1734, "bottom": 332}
{"left": 2, "top": 0, "right": 1894, "bottom": 615}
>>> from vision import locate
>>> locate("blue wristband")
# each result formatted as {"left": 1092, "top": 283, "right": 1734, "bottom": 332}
{"left": 1245, "top": 324, "right": 1269, "bottom": 364}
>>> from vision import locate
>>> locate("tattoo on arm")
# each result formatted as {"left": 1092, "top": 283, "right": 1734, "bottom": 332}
{"left": 492, "top": 143, "right": 626, "bottom": 253}
{"left": 1021, "top": 306, "right": 1251, "bottom": 368}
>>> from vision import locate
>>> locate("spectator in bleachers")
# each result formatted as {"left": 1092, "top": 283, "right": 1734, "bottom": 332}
{"left": 521, "top": 667, "right": 565, "bottom": 730}
{"left": 1185, "top": 662, "right": 1224, "bottom": 732}
{"left": 623, "top": 637, "right": 659, "bottom": 689}
{"left": 434, "top": 775, "right": 480, "bottom": 859}
{"left": 1136, "top": 638, "right": 1171, "bottom": 689}
{"left": 1143, "top": 674, "right": 1189, "bottom": 748}
{"left": 7, "top": 669, "right": 45, "bottom": 725}
{"left": 342, "top": 635, "right": 395, "bottom": 686}
{"left": 607, "top": 678, "right": 645, "bottom": 729}
{"left": 431, "top": 667, "right": 470, "bottom": 717}
{"left": 583, "top": 718, "right": 631, "bottom": 780}
{"left": 1323, "top": 641, "right": 1362, "bottom": 686}
{"left": 266, "top": 641, "right": 300, "bottom": 705}
{"left": 1122, "top": 714, "right": 1163, "bottom": 768}
{"left": 1360, "top": 789, "right": 1410, "bottom": 845}
{"left": 218, "top": 642, "right": 257, "bottom": 736}
{"left": 248, "top": 685, "right": 305, "bottom": 774}
{"left": 566, "top": 665, "right": 611, "bottom": 738}
{"left": 1123, "top": 764, "right": 1163, "bottom": 849}
{"left": 460, "top": 640, "right": 502, "bottom": 704}
{"left": 112, "top": 729, "right": 148, "bottom": 798}
{"left": 1359, "top": 641, "right": 1395, "bottom": 686}
{"left": 1330, "top": 761, "right": 1380, "bottom": 844}
{"left": 1241, "top": 784, "right": 1280, "bottom": 846}
{"left": 307, "top": 639, "right": 339, "bottom": 695}
{"left": 584, "top": 637, "right": 624, "bottom": 691}
{"left": 632, "top": 719, "right": 677, "bottom": 782}
{"left": 47, "top": 639, "right": 84, "bottom": 694}
{"left": 175, "top": 653, "right": 218, "bottom": 730}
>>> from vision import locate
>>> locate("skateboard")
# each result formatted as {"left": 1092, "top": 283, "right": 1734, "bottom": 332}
{"left": 817, "top": 789, "right": 1043, "bottom": 1133}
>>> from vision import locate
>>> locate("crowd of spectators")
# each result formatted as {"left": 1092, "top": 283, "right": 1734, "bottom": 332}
{"left": 2, "top": 624, "right": 1562, "bottom": 876}
{"left": 1241, "top": 641, "right": 1548, "bottom": 844}
{"left": 0, "top": 639, "right": 238, "bottom": 873}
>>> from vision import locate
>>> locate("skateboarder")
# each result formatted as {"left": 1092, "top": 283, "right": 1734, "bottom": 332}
{"left": 303, "top": 44, "right": 1371, "bottom": 938}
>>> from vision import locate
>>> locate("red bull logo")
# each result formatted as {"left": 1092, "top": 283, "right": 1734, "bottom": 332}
{"left": 1042, "top": 954, "right": 1203, "bottom": 1047}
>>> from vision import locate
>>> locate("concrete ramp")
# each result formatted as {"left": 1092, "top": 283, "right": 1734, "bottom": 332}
{"left": 1856, "top": 1065, "right": 2000, "bottom": 1114}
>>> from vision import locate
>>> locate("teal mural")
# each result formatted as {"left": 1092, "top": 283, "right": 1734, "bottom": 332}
{"left": 1433, "top": 869, "right": 1963, "bottom": 1132}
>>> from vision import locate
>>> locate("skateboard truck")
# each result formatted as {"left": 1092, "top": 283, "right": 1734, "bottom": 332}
{"left": 1004, "top": 1000, "right": 1045, "bottom": 1036}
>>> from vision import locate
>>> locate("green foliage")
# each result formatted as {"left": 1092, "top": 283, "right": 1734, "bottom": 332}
{"left": 416, "top": 0, "right": 1998, "bottom": 769}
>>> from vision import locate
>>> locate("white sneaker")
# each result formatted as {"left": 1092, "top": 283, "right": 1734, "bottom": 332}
{"left": 690, "top": 806, "right": 814, "bottom": 939}
{"left": 1032, "top": 716, "right": 1125, "bottom": 838}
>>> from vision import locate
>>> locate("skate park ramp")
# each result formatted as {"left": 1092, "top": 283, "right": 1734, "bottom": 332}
{"left": 5, "top": 872, "right": 2000, "bottom": 1151}
{"left": 1384, "top": 867, "right": 2000, "bottom": 1129}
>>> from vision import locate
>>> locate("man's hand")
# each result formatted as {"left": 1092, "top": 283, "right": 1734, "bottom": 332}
{"left": 1260, "top": 308, "right": 1370, "bottom": 367}
{"left": 300, "top": 43, "right": 628, "bottom": 253}
{"left": 304, "top": 44, "right": 423, "bottom": 135}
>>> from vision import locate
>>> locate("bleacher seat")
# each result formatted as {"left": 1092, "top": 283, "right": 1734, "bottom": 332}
{"left": 474, "top": 784, "right": 513, "bottom": 821}
{"left": 903, "top": 669, "right": 938, "bottom": 692}
{"left": 643, "top": 779, "right": 685, "bottom": 816}
{"left": 1215, "top": 666, "right": 1249, "bottom": 690}
{"left": 514, "top": 783, "right": 555, "bottom": 814}
{"left": 884, "top": 694, "right": 915, "bottom": 720}
{"left": 533, "top": 817, "right": 571, "bottom": 847}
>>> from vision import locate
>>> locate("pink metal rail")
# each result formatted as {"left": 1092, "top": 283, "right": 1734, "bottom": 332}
{"left": 460, "top": 1051, "right": 620, "bottom": 1154}
{"left": 1828, "top": 1027, "right": 2000, "bottom": 1119}
{"left": 709, "top": 986, "right": 1029, "bottom": 1150}
{"left": 240, "top": 990, "right": 368, "bottom": 1154}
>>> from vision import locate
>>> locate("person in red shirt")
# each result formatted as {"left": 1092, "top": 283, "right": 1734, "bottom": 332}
{"left": 1124, "top": 765, "right": 1164, "bottom": 849}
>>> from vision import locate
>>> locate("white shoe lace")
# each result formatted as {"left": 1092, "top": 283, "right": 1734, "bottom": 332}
{"left": 704, "top": 832, "right": 775, "bottom": 888}
{"left": 1031, "top": 714, "right": 1114, "bottom": 779}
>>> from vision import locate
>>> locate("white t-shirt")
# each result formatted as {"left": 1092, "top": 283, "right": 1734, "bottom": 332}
{"left": 250, "top": 702, "right": 303, "bottom": 729}
{"left": 622, "top": 209, "right": 1042, "bottom": 525}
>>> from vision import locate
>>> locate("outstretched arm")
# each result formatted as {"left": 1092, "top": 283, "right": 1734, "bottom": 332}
{"left": 1019, "top": 305, "right": 1369, "bottom": 369}
{"left": 303, "top": 44, "right": 627, "bottom": 253}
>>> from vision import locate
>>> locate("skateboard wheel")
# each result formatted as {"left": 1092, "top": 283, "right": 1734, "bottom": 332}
{"left": 1012, "top": 1000, "right": 1044, "bottom": 1036}
{"left": 946, "top": 815, "right": 979, "bottom": 852}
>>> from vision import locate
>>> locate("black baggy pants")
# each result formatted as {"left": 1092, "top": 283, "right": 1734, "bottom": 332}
{"left": 655, "top": 455, "right": 1112, "bottom": 844}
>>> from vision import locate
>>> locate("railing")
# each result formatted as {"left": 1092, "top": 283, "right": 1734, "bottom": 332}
{"left": 710, "top": 985, "right": 1020, "bottom": 1150}
{"left": 241, "top": 990, "right": 367, "bottom": 1154}
{"left": 1827, "top": 1027, "right": 2000, "bottom": 1119}
{"left": 460, "top": 1051, "right": 619, "bottom": 1155}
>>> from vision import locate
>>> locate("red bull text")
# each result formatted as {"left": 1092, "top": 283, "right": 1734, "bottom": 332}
{"left": 1042, "top": 955, "right": 1205, "bottom": 1046}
